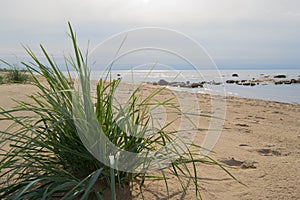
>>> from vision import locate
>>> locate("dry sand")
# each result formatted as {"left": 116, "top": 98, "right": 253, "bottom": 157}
{"left": 0, "top": 83, "right": 299, "bottom": 199}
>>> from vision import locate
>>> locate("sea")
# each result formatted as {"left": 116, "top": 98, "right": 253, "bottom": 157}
{"left": 67, "top": 69, "right": 300, "bottom": 104}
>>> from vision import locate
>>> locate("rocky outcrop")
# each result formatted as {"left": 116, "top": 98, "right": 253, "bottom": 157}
{"left": 157, "top": 79, "right": 169, "bottom": 86}
{"left": 152, "top": 76, "right": 300, "bottom": 88}
{"left": 237, "top": 82, "right": 256, "bottom": 86}
{"left": 155, "top": 79, "right": 204, "bottom": 88}
{"left": 275, "top": 80, "right": 292, "bottom": 85}
{"left": 168, "top": 82, "right": 186, "bottom": 87}
{"left": 274, "top": 75, "right": 286, "bottom": 78}
{"left": 226, "top": 80, "right": 235, "bottom": 84}
{"left": 190, "top": 82, "right": 203, "bottom": 88}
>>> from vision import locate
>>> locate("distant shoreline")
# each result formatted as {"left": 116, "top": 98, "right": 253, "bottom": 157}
{"left": 64, "top": 69, "right": 300, "bottom": 104}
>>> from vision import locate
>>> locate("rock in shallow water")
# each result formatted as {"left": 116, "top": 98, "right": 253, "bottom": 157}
{"left": 274, "top": 74, "right": 287, "bottom": 78}
{"left": 226, "top": 80, "right": 235, "bottom": 84}
{"left": 157, "top": 79, "right": 169, "bottom": 86}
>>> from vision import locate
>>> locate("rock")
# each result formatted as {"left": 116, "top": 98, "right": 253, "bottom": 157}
{"left": 190, "top": 82, "right": 203, "bottom": 88}
{"left": 242, "top": 82, "right": 251, "bottom": 86}
{"left": 274, "top": 75, "right": 286, "bottom": 78}
{"left": 211, "top": 81, "right": 222, "bottom": 85}
{"left": 152, "top": 82, "right": 158, "bottom": 85}
{"left": 232, "top": 73, "right": 239, "bottom": 77}
{"left": 290, "top": 79, "right": 300, "bottom": 84}
{"left": 283, "top": 80, "right": 291, "bottom": 84}
{"left": 226, "top": 80, "right": 235, "bottom": 84}
{"left": 157, "top": 79, "right": 169, "bottom": 86}
{"left": 169, "top": 82, "right": 186, "bottom": 87}
{"left": 116, "top": 74, "right": 122, "bottom": 80}
{"left": 275, "top": 80, "right": 289, "bottom": 84}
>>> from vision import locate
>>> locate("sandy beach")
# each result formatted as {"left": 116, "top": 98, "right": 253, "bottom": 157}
{"left": 1, "top": 83, "right": 299, "bottom": 199}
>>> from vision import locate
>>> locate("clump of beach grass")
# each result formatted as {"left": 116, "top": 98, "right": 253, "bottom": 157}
{"left": 0, "top": 64, "right": 30, "bottom": 84}
{"left": 0, "top": 22, "right": 235, "bottom": 199}
{"left": 0, "top": 74, "right": 4, "bottom": 84}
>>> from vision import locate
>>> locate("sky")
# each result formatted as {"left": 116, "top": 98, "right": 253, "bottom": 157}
{"left": 0, "top": 0, "right": 300, "bottom": 70}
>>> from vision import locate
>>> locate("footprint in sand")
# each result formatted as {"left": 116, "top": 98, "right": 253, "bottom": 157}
{"left": 219, "top": 158, "right": 257, "bottom": 169}
{"left": 255, "top": 148, "right": 290, "bottom": 156}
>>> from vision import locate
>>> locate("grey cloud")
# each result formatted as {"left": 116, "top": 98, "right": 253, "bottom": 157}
{"left": 0, "top": 0, "right": 299, "bottom": 69}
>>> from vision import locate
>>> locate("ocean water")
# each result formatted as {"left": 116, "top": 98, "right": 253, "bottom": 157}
{"left": 67, "top": 69, "right": 300, "bottom": 104}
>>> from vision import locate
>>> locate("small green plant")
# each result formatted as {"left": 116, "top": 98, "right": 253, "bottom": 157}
{"left": 0, "top": 22, "right": 235, "bottom": 199}
{"left": 6, "top": 66, "right": 29, "bottom": 83}
{"left": 0, "top": 75, "right": 4, "bottom": 84}
{"left": 0, "top": 63, "right": 30, "bottom": 84}
{"left": 0, "top": 68, "right": 8, "bottom": 72}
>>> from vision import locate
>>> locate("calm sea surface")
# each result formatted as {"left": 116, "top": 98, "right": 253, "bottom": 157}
{"left": 67, "top": 69, "right": 300, "bottom": 104}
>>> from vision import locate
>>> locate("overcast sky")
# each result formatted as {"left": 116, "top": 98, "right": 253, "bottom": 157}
{"left": 1, "top": 0, "right": 300, "bottom": 69}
